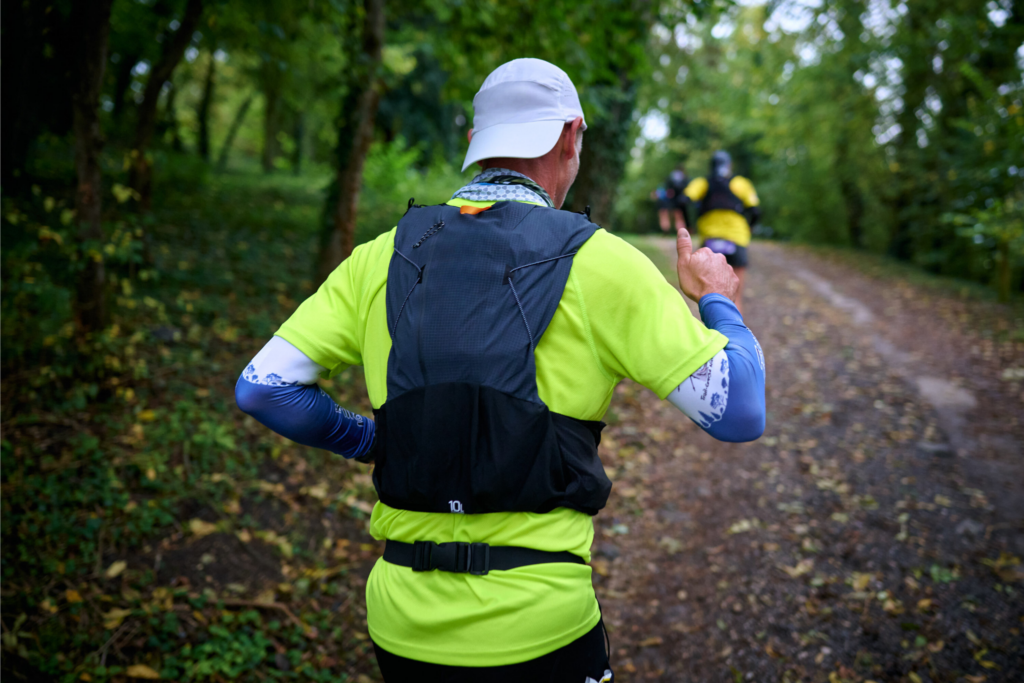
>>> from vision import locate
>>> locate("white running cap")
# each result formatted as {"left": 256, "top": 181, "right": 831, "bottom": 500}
{"left": 462, "top": 58, "right": 587, "bottom": 172}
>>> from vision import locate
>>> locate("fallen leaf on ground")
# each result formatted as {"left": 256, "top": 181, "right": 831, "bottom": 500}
{"left": 301, "top": 482, "right": 328, "bottom": 500}
{"left": 105, "top": 560, "right": 127, "bottom": 579}
{"left": 851, "top": 572, "right": 872, "bottom": 591}
{"left": 658, "top": 536, "right": 683, "bottom": 554}
{"left": 728, "top": 519, "right": 758, "bottom": 534}
{"left": 103, "top": 607, "right": 133, "bottom": 630}
{"left": 189, "top": 519, "right": 217, "bottom": 537}
{"left": 126, "top": 664, "right": 161, "bottom": 679}
{"left": 782, "top": 558, "right": 814, "bottom": 578}
{"left": 882, "top": 598, "right": 903, "bottom": 614}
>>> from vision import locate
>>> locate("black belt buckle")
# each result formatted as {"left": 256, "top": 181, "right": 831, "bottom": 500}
{"left": 412, "top": 540, "right": 436, "bottom": 572}
{"left": 468, "top": 542, "right": 490, "bottom": 575}
{"left": 410, "top": 540, "right": 490, "bottom": 575}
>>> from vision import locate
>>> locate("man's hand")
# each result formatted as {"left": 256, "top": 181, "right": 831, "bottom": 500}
{"left": 676, "top": 227, "right": 739, "bottom": 303}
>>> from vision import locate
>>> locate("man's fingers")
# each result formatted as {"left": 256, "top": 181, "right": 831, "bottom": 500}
{"left": 676, "top": 227, "right": 693, "bottom": 262}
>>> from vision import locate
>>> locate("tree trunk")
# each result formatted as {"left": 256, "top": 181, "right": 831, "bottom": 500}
{"left": 565, "top": 79, "right": 636, "bottom": 225}
{"left": 217, "top": 94, "right": 254, "bottom": 171}
{"left": 563, "top": 0, "right": 650, "bottom": 226}
{"left": 292, "top": 112, "right": 305, "bottom": 175}
{"left": 128, "top": 0, "right": 204, "bottom": 210}
{"left": 995, "top": 240, "right": 1012, "bottom": 303}
{"left": 197, "top": 48, "right": 216, "bottom": 161}
{"left": 261, "top": 72, "right": 283, "bottom": 173}
{"left": 112, "top": 52, "right": 141, "bottom": 122}
{"left": 70, "top": 0, "right": 114, "bottom": 334}
{"left": 162, "top": 80, "right": 185, "bottom": 152}
{"left": 314, "top": 0, "right": 385, "bottom": 286}
{"left": 887, "top": 1, "right": 934, "bottom": 260}
{"left": 2, "top": 1, "right": 76, "bottom": 187}
{"left": 835, "top": 131, "right": 864, "bottom": 248}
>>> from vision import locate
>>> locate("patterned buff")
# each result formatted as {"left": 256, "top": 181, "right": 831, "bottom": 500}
{"left": 451, "top": 167, "right": 554, "bottom": 208}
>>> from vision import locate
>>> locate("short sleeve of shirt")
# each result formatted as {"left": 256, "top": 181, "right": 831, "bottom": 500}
{"left": 572, "top": 230, "right": 727, "bottom": 399}
{"left": 730, "top": 177, "right": 760, "bottom": 207}
{"left": 684, "top": 177, "right": 708, "bottom": 202}
{"left": 275, "top": 228, "right": 395, "bottom": 377}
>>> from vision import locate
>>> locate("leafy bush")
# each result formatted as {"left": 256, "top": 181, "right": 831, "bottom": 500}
{"left": 1, "top": 191, "right": 151, "bottom": 411}
{"left": 355, "top": 138, "right": 468, "bottom": 245}
{"left": 2, "top": 166, "right": 380, "bottom": 681}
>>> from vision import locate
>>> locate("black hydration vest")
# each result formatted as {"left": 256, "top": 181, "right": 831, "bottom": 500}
{"left": 697, "top": 175, "right": 745, "bottom": 218}
{"left": 371, "top": 201, "right": 613, "bottom": 517}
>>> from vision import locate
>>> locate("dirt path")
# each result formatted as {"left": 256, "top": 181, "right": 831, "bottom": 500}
{"left": 592, "top": 239, "right": 1023, "bottom": 682}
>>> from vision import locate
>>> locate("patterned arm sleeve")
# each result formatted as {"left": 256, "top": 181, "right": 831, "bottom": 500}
{"left": 666, "top": 294, "right": 766, "bottom": 442}
{"left": 235, "top": 337, "right": 375, "bottom": 460}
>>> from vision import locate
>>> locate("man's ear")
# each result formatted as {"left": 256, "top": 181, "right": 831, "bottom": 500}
{"left": 467, "top": 129, "right": 474, "bottom": 143}
{"left": 563, "top": 117, "right": 584, "bottom": 159}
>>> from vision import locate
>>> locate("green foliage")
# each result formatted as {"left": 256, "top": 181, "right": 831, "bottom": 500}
{"left": 945, "top": 196, "right": 1024, "bottom": 302}
{"left": 355, "top": 139, "right": 467, "bottom": 244}
{"left": 171, "top": 614, "right": 274, "bottom": 680}
{"left": 1, "top": 161, "right": 380, "bottom": 680}
{"left": 618, "top": 0, "right": 1024, "bottom": 297}
{"left": 1, "top": 191, "right": 149, "bottom": 410}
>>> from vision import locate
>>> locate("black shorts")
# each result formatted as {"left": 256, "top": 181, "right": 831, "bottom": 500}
{"left": 704, "top": 238, "right": 749, "bottom": 268}
{"left": 373, "top": 619, "right": 613, "bottom": 683}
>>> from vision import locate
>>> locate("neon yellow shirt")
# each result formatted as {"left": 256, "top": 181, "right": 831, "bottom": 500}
{"left": 275, "top": 197, "right": 727, "bottom": 666}
{"left": 684, "top": 176, "right": 760, "bottom": 247}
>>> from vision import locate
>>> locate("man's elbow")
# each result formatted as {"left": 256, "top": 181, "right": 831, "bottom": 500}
{"left": 713, "top": 405, "right": 765, "bottom": 443}
{"left": 735, "top": 409, "right": 766, "bottom": 442}
{"left": 235, "top": 374, "right": 262, "bottom": 416}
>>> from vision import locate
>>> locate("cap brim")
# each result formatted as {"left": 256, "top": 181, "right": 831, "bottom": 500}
{"left": 461, "top": 120, "right": 566, "bottom": 172}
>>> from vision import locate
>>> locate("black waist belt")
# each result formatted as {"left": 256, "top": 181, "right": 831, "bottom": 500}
{"left": 383, "top": 540, "right": 585, "bottom": 576}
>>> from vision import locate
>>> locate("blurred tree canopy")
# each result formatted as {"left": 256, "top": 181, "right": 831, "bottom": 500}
{"left": 4, "top": 0, "right": 743, "bottom": 415}
{"left": 2, "top": 0, "right": 1021, "bottom": 373}
{"left": 618, "top": 0, "right": 1024, "bottom": 299}
{"left": 4, "top": 0, "right": 736, "bottom": 329}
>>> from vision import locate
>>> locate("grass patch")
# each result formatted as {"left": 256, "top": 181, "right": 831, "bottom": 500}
{"left": 795, "top": 243, "right": 1023, "bottom": 307}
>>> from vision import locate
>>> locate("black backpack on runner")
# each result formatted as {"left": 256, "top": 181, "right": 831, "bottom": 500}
{"left": 697, "top": 174, "right": 745, "bottom": 218}
{"left": 371, "top": 201, "right": 612, "bottom": 518}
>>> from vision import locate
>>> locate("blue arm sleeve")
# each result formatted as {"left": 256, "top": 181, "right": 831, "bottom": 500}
{"left": 698, "top": 294, "right": 766, "bottom": 442}
{"left": 235, "top": 375, "right": 375, "bottom": 459}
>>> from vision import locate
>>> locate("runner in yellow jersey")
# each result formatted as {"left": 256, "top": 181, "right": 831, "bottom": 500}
{"left": 236, "top": 59, "right": 767, "bottom": 682}
{"left": 684, "top": 151, "right": 762, "bottom": 314}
